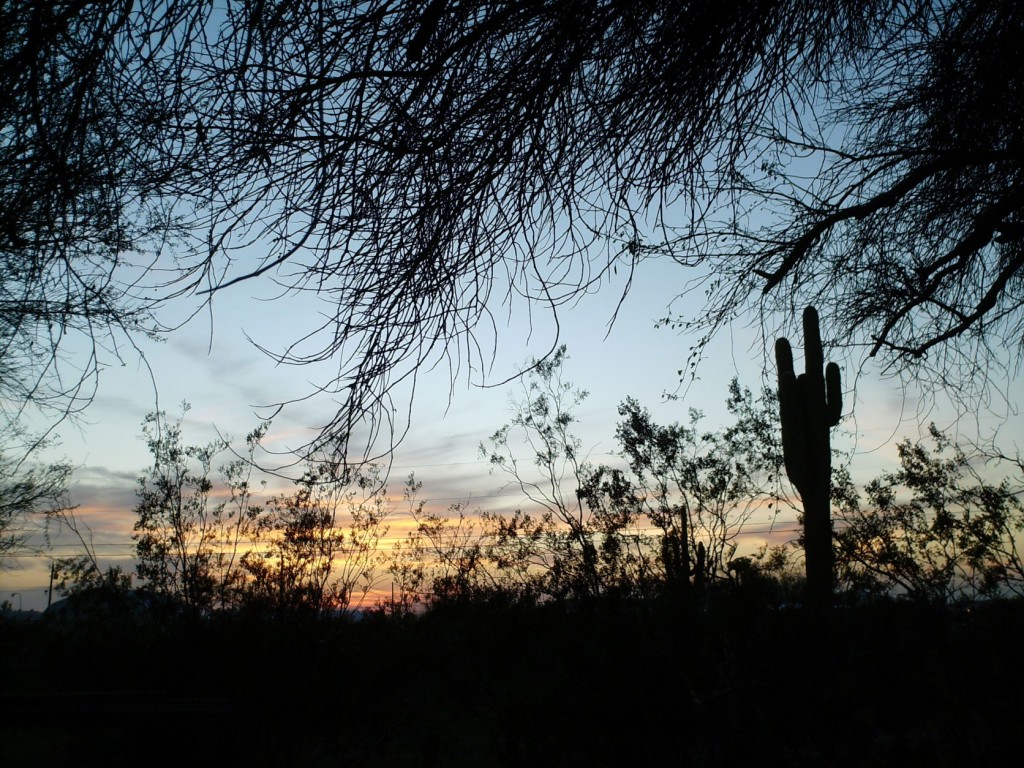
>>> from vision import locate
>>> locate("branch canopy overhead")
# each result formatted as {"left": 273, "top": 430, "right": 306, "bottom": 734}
{"left": 4, "top": 0, "right": 1021, "bottom": 452}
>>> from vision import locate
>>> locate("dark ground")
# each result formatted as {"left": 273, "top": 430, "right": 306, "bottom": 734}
{"left": 2, "top": 597, "right": 1022, "bottom": 767}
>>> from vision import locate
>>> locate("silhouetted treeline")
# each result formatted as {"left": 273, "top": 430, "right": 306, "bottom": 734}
{"left": 43, "top": 362, "right": 1024, "bottom": 619}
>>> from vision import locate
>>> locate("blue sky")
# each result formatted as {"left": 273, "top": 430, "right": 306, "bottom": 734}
{"left": 3, "top": 249, "right": 1020, "bottom": 610}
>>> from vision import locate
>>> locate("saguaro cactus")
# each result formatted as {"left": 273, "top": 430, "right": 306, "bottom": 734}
{"left": 775, "top": 307, "right": 841, "bottom": 610}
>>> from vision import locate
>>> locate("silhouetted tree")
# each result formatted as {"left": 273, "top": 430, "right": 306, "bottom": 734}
{"left": 834, "top": 424, "right": 1024, "bottom": 604}
{"left": 396, "top": 356, "right": 797, "bottom": 606}
{"left": 47, "top": 497, "right": 132, "bottom": 600}
{"left": 0, "top": 426, "right": 72, "bottom": 567}
{"left": 6, "top": 1, "right": 1021, "bottom": 454}
{"left": 481, "top": 347, "right": 650, "bottom": 600}
{"left": 0, "top": 2, "right": 195, "bottom": 430}
{"left": 582, "top": 378, "right": 786, "bottom": 602}
{"left": 132, "top": 405, "right": 267, "bottom": 612}
{"left": 395, "top": 497, "right": 493, "bottom": 607}
{"left": 242, "top": 461, "right": 392, "bottom": 616}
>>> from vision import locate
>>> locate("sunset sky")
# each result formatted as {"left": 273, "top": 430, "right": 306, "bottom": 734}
{"left": 6, "top": 2, "right": 1024, "bottom": 617}
{"left": 3, "top": 251, "right": 1020, "bottom": 611}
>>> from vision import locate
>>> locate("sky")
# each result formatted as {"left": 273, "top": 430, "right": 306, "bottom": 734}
{"left": 3, "top": 246, "right": 1021, "bottom": 611}
{"left": 4, "top": 2, "right": 1023, "bottom": 613}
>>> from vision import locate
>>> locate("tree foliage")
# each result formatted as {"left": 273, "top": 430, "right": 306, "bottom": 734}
{"left": 0, "top": 427, "right": 72, "bottom": 567}
{"left": 480, "top": 347, "right": 652, "bottom": 600}
{"left": 127, "top": 405, "right": 394, "bottom": 615}
{"left": 1, "top": 1, "right": 189, "bottom": 428}
{"left": 242, "top": 461, "right": 392, "bottom": 615}
{"left": 593, "top": 380, "right": 785, "bottom": 593}
{"left": 5, "top": 1, "right": 1020, "bottom": 452}
{"left": 675, "top": 0, "right": 1024, "bottom": 396}
{"left": 42, "top": 385, "right": 1024, "bottom": 615}
{"left": 834, "top": 425, "right": 1024, "bottom": 603}
{"left": 393, "top": 351, "right": 781, "bottom": 605}
{"left": 132, "top": 406, "right": 266, "bottom": 612}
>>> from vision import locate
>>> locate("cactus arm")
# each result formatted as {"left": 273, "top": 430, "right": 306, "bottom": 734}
{"left": 775, "top": 336, "right": 795, "bottom": 379}
{"left": 826, "top": 362, "right": 842, "bottom": 427}
{"left": 802, "top": 306, "right": 824, "bottom": 381}
{"left": 775, "top": 337, "right": 806, "bottom": 491}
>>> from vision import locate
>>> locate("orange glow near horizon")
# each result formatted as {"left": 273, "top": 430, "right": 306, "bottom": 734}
{"left": 4, "top": 457, "right": 812, "bottom": 613}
